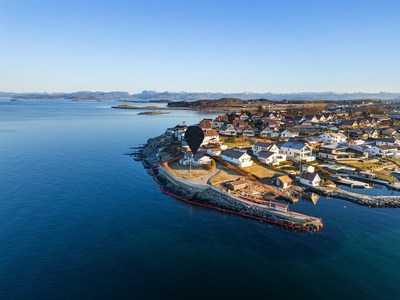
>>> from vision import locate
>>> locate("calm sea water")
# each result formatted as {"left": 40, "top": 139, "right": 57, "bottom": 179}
{"left": 0, "top": 99, "right": 399, "bottom": 300}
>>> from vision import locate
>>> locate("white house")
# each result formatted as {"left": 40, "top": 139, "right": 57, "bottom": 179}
{"left": 242, "top": 126, "right": 255, "bottom": 137}
{"left": 376, "top": 138, "right": 400, "bottom": 147}
{"left": 239, "top": 113, "right": 249, "bottom": 120}
{"left": 280, "top": 141, "right": 316, "bottom": 162}
{"left": 179, "top": 152, "right": 211, "bottom": 166}
{"left": 219, "top": 124, "right": 237, "bottom": 136}
{"left": 299, "top": 171, "right": 321, "bottom": 187}
{"left": 260, "top": 127, "right": 279, "bottom": 137}
{"left": 202, "top": 130, "right": 220, "bottom": 146}
{"left": 301, "top": 164, "right": 315, "bottom": 173}
{"left": 369, "top": 145, "right": 400, "bottom": 157}
{"left": 257, "top": 151, "right": 287, "bottom": 166}
{"left": 280, "top": 128, "right": 299, "bottom": 138}
{"left": 252, "top": 142, "right": 280, "bottom": 155}
{"left": 221, "top": 149, "right": 253, "bottom": 167}
{"left": 319, "top": 132, "right": 347, "bottom": 144}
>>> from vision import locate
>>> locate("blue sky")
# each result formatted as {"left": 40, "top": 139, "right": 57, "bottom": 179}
{"left": 0, "top": 0, "right": 399, "bottom": 93}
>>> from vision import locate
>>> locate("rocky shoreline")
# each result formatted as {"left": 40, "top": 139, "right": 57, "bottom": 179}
{"left": 137, "top": 134, "right": 400, "bottom": 209}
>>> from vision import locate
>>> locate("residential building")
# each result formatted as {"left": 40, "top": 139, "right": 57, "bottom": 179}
{"left": 257, "top": 151, "right": 287, "bottom": 166}
{"left": 376, "top": 138, "right": 400, "bottom": 147}
{"left": 199, "top": 119, "right": 213, "bottom": 131}
{"left": 260, "top": 127, "right": 279, "bottom": 137}
{"left": 369, "top": 145, "right": 400, "bottom": 158}
{"left": 341, "top": 119, "right": 358, "bottom": 128}
{"left": 252, "top": 142, "right": 280, "bottom": 155}
{"left": 221, "top": 149, "right": 253, "bottom": 167}
{"left": 299, "top": 171, "right": 321, "bottom": 187}
{"left": 318, "top": 143, "right": 354, "bottom": 160}
{"left": 179, "top": 152, "right": 211, "bottom": 166}
{"left": 219, "top": 124, "right": 237, "bottom": 136}
{"left": 382, "top": 128, "right": 397, "bottom": 136}
{"left": 242, "top": 126, "right": 255, "bottom": 137}
{"left": 293, "top": 125, "right": 318, "bottom": 133}
{"left": 280, "top": 141, "right": 316, "bottom": 162}
{"left": 202, "top": 130, "right": 220, "bottom": 146}
{"left": 280, "top": 128, "right": 299, "bottom": 138}
{"left": 276, "top": 176, "right": 292, "bottom": 189}
{"left": 319, "top": 132, "right": 347, "bottom": 144}
{"left": 213, "top": 116, "right": 228, "bottom": 129}
{"left": 207, "top": 148, "right": 221, "bottom": 156}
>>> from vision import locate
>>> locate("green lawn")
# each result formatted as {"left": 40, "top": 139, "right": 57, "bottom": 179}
{"left": 375, "top": 172, "right": 399, "bottom": 183}
{"left": 223, "top": 141, "right": 251, "bottom": 148}
{"left": 388, "top": 158, "right": 400, "bottom": 165}
{"left": 346, "top": 162, "right": 382, "bottom": 169}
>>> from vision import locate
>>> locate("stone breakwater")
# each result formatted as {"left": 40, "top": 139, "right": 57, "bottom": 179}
{"left": 156, "top": 166, "right": 322, "bottom": 231}
{"left": 310, "top": 186, "right": 400, "bottom": 208}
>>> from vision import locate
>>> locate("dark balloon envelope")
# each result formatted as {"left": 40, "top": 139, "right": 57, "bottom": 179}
{"left": 184, "top": 126, "right": 204, "bottom": 154}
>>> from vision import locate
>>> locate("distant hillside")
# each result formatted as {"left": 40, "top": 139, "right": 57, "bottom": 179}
{"left": 1, "top": 90, "right": 400, "bottom": 101}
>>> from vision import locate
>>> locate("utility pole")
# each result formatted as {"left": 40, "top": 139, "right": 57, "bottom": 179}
{"left": 189, "top": 153, "right": 192, "bottom": 178}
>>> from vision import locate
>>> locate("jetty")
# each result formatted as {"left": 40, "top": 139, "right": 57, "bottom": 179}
{"left": 326, "top": 176, "right": 371, "bottom": 188}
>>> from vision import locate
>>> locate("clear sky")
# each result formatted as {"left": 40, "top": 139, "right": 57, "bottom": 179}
{"left": 0, "top": 0, "right": 399, "bottom": 94}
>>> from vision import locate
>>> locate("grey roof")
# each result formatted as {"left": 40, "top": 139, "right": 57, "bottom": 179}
{"left": 377, "top": 138, "right": 396, "bottom": 143}
{"left": 300, "top": 171, "right": 318, "bottom": 181}
{"left": 254, "top": 142, "right": 272, "bottom": 148}
{"left": 221, "top": 149, "right": 247, "bottom": 159}
{"left": 281, "top": 141, "right": 308, "bottom": 150}
{"left": 320, "top": 143, "right": 348, "bottom": 150}
{"left": 257, "top": 151, "right": 276, "bottom": 159}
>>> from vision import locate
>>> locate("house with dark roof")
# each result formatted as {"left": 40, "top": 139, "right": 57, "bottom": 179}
{"left": 257, "top": 151, "right": 287, "bottom": 166}
{"left": 364, "top": 128, "right": 379, "bottom": 138}
{"left": 179, "top": 152, "right": 211, "bottom": 166}
{"left": 221, "top": 149, "right": 253, "bottom": 167}
{"left": 368, "top": 145, "right": 400, "bottom": 158}
{"left": 280, "top": 127, "right": 299, "bottom": 138}
{"left": 260, "top": 127, "right": 279, "bottom": 137}
{"left": 242, "top": 126, "right": 255, "bottom": 137}
{"left": 252, "top": 142, "right": 280, "bottom": 155}
{"left": 299, "top": 171, "right": 321, "bottom": 187}
{"left": 219, "top": 124, "right": 237, "bottom": 136}
{"left": 318, "top": 143, "right": 354, "bottom": 160}
{"left": 348, "top": 129, "right": 368, "bottom": 140}
{"left": 293, "top": 116, "right": 305, "bottom": 124}
{"left": 341, "top": 119, "right": 358, "bottom": 128}
{"left": 376, "top": 138, "right": 400, "bottom": 147}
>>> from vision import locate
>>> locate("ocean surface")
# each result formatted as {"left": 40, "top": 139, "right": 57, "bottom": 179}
{"left": 0, "top": 98, "right": 399, "bottom": 300}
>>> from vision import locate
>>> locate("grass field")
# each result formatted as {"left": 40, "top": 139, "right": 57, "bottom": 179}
{"left": 346, "top": 162, "right": 382, "bottom": 169}
{"left": 223, "top": 141, "right": 250, "bottom": 148}
{"left": 242, "top": 161, "right": 285, "bottom": 179}
{"left": 388, "top": 158, "right": 400, "bottom": 165}
{"left": 168, "top": 160, "right": 214, "bottom": 179}
{"left": 375, "top": 172, "right": 399, "bottom": 183}
{"left": 209, "top": 163, "right": 243, "bottom": 184}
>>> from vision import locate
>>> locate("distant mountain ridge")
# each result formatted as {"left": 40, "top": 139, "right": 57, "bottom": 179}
{"left": 1, "top": 90, "right": 399, "bottom": 101}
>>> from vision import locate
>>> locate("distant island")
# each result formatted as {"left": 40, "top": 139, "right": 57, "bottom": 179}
{"left": 138, "top": 111, "right": 169, "bottom": 115}
{"left": 111, "top": 104, "right": 189, "bottom": 110}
